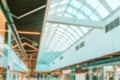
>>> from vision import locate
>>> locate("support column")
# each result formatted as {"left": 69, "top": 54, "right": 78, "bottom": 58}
{"left": 89, "top": 67, "right": 93, "bottom": 80}
{"left": 6, "top": 24, "right": 12, "bottom": 80}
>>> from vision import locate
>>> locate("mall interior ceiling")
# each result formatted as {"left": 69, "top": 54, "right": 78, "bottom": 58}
{"left": 0, "top": 0, "right": 120, "bottom": 76}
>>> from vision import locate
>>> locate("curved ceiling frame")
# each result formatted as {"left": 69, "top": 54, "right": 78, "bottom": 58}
{"left": 47, "top": 37, "right": 69, "bottom": 52}
{"left": 47, "top": 36, "right": 71, "bottom": 52}
{"left": 53, "top": 38, "right": 70, "bottom": 48}
{"left": 42, "top": 0, "right": 120, "bottom": 52}
{"left": 68, "top": 3, "right": 91, "bottom": 20}
{"left": 52, "top": 36, "right": 72, "bottom": 50}
{"left": 44, "top": 24, "right": 83, "bottom": 40}
{"left": 43, "top": 23, "right": 56, "bottom": 45}
{"left": 46, "top": 30, "right": 75, "bottom": 49}
{"left": 43, "top": 27, "right": 77, "bottom": 42}
{"left": 49, "top": 0, "right": 120, "bottom": 21}
{"left": 44, "top": 28, "right": 78, "bottom": 48}
{"left": 44, "top": 30, "right": 73, "bottom": 50}
{"left": 43, "top": 23, "right": 91, "bottom": 52}
{"left": 50, "top": 3, "right": 91, "bottom": 20}
{"left": 44, "top": 28, "right": 61, "bottom": 50}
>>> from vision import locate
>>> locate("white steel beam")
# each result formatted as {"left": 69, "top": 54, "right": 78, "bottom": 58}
{"left": 12, "top": 5, "right": 46, "bottom": 19}
{"left": 47, "top": 15, "right": 105, "bottom": 29}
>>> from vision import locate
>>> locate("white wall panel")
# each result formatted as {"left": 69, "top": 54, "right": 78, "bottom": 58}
{"left": 50, "top": 25, "right": 120, "bottom": 70}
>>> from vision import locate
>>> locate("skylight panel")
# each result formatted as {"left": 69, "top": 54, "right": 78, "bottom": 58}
{"left": 51, "top": 24, "right": 58, "bottom": 27}
{"left": 49, "top": 10, "right": 55, "bottom": 15}
{"left": 55, "top": 37, "right": 70, "bottom": 46}
{"left": 66, "top": 27, "right": 75, "bottom": 34}
{"left": 54, "top": 43, "right": 63, "bottom": 51}
{"left": 70, "top": 0, "right": 82, "bottom": 8}
{"left": 64, "top": 13, "right": 73, "bottom": 17}
{"left": 57, "top": 28, "right": 65, "bottom": 33}
{"left": 50, "top": 2, "right": 57, "bottom": 8}
{"left": 76, "top": 13, "right": 86, "bottom": 19}
{"left": 58, "top": 47, "right": 65, "bottom": 52}
{"left": 86, "top": 0, "right": 100, "bottom": 9}
{"left": 67, "top": 27, "right": 79, "bottom": 40}
{"left": 80, "top": 27, "right": 89, "bottom": 33}
{"left": 81, "top": 6, "right": 92, "bottom": 16}
{"left": 72, "top": 33, "right": 80, "bottom": 40}
{"left": 50, "top": 27, "right": 57, "bottom": 31}
{"left": 67, "top": 7, "right": 77, "bottom": 15}
{"left": 76, "top": 31, "right": 84, "bottom": 37}
{"left": 90, "top": 13, "right": 99, "bottom": 21}
{"left": 55, "top": 31, "right": 63, "bottom": 36}
{"left": 61, "top": 34, "right": 73, "bottom": 44}
{"left": 48, "top": 31, "right": 56, "bottom": 36}
{"left": 96, "top": 4, "right": 109, "bottom": 18}
{"left": 59, "top": 24, "right": 68, "bottom": 30}
{"left": 44, "top": 26, "right": 50, "bottom": 31}
{"left": 60, "top": 0, "right": 69, "bottom": 5}
{"left": 64, "top": 32, "right": 76, "bottom": 41}
{"left": 53, "top": 39, "right": 69, "bottom": 47}
{"left": 70, "top": 26, "right": 83, "bottom": 36}
{"left": 57, "top": 7, "right": 66, "bottom": 12}
{"left": 43, "top": 31, "right": 48, "bottom": 34}
{"left": 105, "top": 0, "right": 120, "bottom": 10}
{"left": 46, "top": 23, "right": 50, "bottom": 26}
{"left": 49, "top": 39, "right": 57, "bottom": 48}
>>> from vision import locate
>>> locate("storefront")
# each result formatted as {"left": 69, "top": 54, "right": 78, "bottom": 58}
{"left": 0, "top": 67, "right": 6, "bottom": 80}
{"left": 88, "top": 63, "right": 120, "bottom": 80}
{"left": 75, "top": 67, "right": 88, "bottom": 80}
{"left": 62, "top": 70, "right": 71, "bottom": 80}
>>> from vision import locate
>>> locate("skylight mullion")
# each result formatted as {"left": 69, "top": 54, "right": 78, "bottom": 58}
{"left": 105, "top": 0, "right": 120, "bottom": 10}
{"left": 44, "top": 26, "right": 58, "bottom": 47}
{"left": 66, "top": 28, "right": 78, "bottom": 41}
{"left": 53, "top": 36, "right": 71, "bottom": 48}
{"left": 69, "top": 5, "right": 91, "bottom": 19}
{"left": 63, "top": 0, "right": 72, "bottom": 16}
{"left": 55, "top": 26, "right": 76, "bottom": 43}
{"left": 54, "top": 38, "right": 69, "bottom": 48}
{"left": 80, "top": 27, "right": 89, "bottom": 33}
{"left": 45, "top": 33, "right": 56, "bottom": 50}
{"left": 52, "top": 32, "right": 73, "bottom": 48}
{"left": 53, "top": 42, "right": 63, "bottom": 51}
{"left": 45, "top": 25, "right": 59, "bottom": 50}
{"left": 47, "top": 39, "right": 58, "bottom": 51}
{"left": 99, "top": 0, "right": 113, "bottom": 13}
{"left": 79, "top": 0, "right": 103, "bottom": 20}
{"left": 43, "top": 24, "right": 52, "bottom": 46}
{"left": 54, "top": 43, "right": 67, "bottom": 52}
{"left": 63, "top": 31, "right": 76, "bottom": 43}
{"left": 96, "top": 5, "right": 109, "bottom": 18}
{"left": 51, "top": 30, "right": 73, "bottom": 50}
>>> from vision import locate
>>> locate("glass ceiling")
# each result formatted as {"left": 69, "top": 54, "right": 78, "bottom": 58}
{"left": 41, "top": 0, "right": 120, "bottom": 52}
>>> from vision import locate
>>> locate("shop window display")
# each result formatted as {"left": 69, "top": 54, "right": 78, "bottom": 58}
{"left": 91, "top": 68, "right": 103, "bottom": 80}
{"left": 106, "top": 71, "right": 114, "bottom": 80}
{"left": 114, "top": 65, "right": 120, "bottom": 80}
